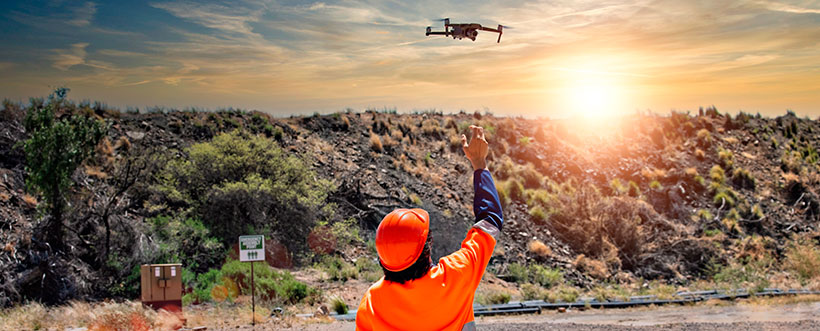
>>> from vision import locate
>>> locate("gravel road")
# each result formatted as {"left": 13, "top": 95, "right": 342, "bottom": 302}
{"left": 215, "top": 300, "right": 820, "bottom": 330}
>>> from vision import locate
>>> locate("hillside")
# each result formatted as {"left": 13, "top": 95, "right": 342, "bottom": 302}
{"left": 1, "top": 96, "right": 819, "bottom": 309}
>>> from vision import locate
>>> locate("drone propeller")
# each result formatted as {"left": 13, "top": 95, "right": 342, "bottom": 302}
{"left": 433, "top": 17, "right": 450, "bottom": 22}
{"left": 499, "top": 25, "right": 514, "bottom": 29}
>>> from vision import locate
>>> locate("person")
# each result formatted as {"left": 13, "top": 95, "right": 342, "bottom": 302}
{"left": 355, "top": 125, "right": 503, "bottom": 331}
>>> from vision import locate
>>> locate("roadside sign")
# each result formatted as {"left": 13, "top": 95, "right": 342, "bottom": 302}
{"left": 239, "top": 235, "right": 265, "bottom": 262}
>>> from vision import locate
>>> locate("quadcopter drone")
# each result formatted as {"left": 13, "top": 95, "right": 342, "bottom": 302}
{"left": 425, "top": 18, "right": 505, "bottom": 43}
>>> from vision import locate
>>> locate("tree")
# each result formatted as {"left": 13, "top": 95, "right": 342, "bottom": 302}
{"left": 21, "top": 88, "right": 107, "bottom": 251}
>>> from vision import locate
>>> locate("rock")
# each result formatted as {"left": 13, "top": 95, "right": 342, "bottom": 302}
{"left": 558, "top": 307, "right": 566, "bottom": 313}
{"left": 126, "top": 131, "right": 146, "bottom": 140}
{"left": 316, "top": 305, "right": 329, "bottom": 316}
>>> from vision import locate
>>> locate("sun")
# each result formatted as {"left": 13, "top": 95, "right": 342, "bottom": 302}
{"left": 563, "top": 74, "right": 622, "bottom": 119}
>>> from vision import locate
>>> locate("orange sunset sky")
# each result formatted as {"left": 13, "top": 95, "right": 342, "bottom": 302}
{"left": 1, "top": 0, "right": 818, "bottom": 117}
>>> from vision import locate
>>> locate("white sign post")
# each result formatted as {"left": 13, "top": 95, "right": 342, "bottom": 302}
{"left": 239, "top": 235, "right": 265, "bottom": 326}
{"left": 239, "top": 235, "right": 265, "bottom": 262}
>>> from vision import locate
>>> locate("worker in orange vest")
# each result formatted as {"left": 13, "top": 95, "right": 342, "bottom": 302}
{"left": 356, "top": 125, "right": 503, "bottom": 331}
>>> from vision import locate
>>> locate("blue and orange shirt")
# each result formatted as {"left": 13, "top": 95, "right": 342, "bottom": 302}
{"left": 356, "top": 169, "right": 503, "bottom": 331}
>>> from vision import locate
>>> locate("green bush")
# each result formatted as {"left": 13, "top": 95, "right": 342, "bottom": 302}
{"left": 355, "top": 257, "right": 382, "bottom": 282}
{"left": 528, "top": 206, "right": 548, "bottom": 225}
{"left": 147, "top": 216, "right": 223, "bottom": 274}
{"left": 317, "top": 255, "right": 358, "bottom": 282}
{"left": 713, "top": 189, "right": 737, "bottom": 208}
{"left": 219, "top": 259, "right": 318, "bottom": 304}
{"left": 711, "top": 256, "right": 772, "bottom": 293}
{"left": 507, "top": 263, "right": 562, "bottom": 288}
{"left": 331, "top": 297, "right": 348, "bottom": 315}
{"left": 520, "top": 283, "right": 547, "bottom": 300}
{"left": 154, "top": 130, "right": 335, "bottom": 253}
{"left": 506, "top": 178, "right": 525, "bottom": 202}
{"left": 476, "top": 291, "right": 511, "bottom": 305}
{"left": 548, "top": 285, "right": 580, "bottom": 303}
{"left": 530, "top": 265, "right": 562, "bottom": 288}
{"left": 710, "top": 165, "right": 726, "bottom": 184}
{"left": 718, "top": 147, "right": 734, "bottom": 169}
{"left": 508, "top": 263, "right": 529, "bottom": 283}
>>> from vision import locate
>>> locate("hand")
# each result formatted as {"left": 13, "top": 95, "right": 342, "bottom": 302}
{"left": 462, "top": 125, "right": 489, "bottom": 171}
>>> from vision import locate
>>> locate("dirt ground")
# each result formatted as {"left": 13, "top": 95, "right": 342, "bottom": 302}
{"left": 211, "top": 299, "right": 820, "bottom": 330}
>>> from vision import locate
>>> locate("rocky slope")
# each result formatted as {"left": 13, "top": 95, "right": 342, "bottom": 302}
{"left": 1, "top": 100, "right": 819, "bottom": 306}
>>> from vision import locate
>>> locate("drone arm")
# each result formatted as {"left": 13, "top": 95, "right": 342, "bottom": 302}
{"left": 426, "top": 31, "right": 450, "bottom": 36}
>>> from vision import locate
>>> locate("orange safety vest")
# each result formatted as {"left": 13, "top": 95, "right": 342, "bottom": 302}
{"left": 355, "top": 221, "right": 497, "bottom": 331}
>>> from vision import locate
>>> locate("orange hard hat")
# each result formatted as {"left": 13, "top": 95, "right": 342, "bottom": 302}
{"left": 375, "top": 208, "right": 430, "bottom": 272}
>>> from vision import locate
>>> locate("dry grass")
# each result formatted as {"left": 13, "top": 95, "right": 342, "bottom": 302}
{"left": 695, "top": 148, "right": 706, "bottom": 160}
{"left": 21, "top": 194, "right": 37, "bottom": 209}
{"left": 85, "top": 165, "right": 109, "bottom": 179}
{"left": 0, "top": 301, "right": 174, "bottom": 331}
{"left": 0, "top": 300, "right": 332, "bottom": 330}
{"left": 96, "top": 137, "right": 114, "bottom": 156}
{"left": 573, "top": 254, "right": 609, "bottom": 279}
{"left": 113, "top": 136, "right": 131, "bottom": 151}
{"left": 528, "top": 240, "right": 552, "bottom": 258}
{"left": 369, "top": 131, "right": 382, "bottom": 152}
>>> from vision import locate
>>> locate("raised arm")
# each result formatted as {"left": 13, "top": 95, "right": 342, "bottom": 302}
{"left": 461, "top": 126, "right": 503, "bottom": 231}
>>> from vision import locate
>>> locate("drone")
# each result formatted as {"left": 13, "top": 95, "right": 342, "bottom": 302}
{"left": 425, "top": 18, "right": 506, "bottom": 43}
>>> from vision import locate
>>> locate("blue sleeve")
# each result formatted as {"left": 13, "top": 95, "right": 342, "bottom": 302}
{"left": 473, "top": 169, "right": 503, "bottom": 231}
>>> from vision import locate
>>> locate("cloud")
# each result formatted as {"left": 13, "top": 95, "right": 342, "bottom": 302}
{"left": 68, "top": 2, "right": 97, "bottom": 26}
{"left": 150, "top": 1, "right": 263, "bottom": 36}
{"left": 760, "top": 1, "right": 820, "bottom": 14}
{"left": 51, "top": 43, "right": 89, "bottom": 70}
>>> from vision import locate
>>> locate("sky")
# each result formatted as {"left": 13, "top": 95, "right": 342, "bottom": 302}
{"left": 0, "top": 0, "right": 818, "bottom": 118}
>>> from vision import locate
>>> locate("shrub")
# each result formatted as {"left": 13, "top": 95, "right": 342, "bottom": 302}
{"left": 220, "top": 259, "right": 318, "bottom": 304}
{"left": 495, "top": 181, "right": 510, "bottom": 207}
{"left": 548, "top": 285, "right": 580, "bottom": 303}
{"left": 573, "top": 254, "right": 609, "bottom": 279}
{"left": 784, "top": 235, "right": 820, "bottom": 282}
{"left": 508, "top": 263, "right": 529, "bottom": 283}
{"left": 154, "top": 131, "right": 334, "bottom": 254}
{"left": 506, "top": 178, "right": 525, "bottom": 202}
{"left": 528, "top": 206, "right": 548, "bottom": 225}
{"left": 317, "top": 255, "right": 358, "bottom": 282}
{"left": 520, "top": 283, "right": 547, "bottom": 301}
{"left": 476, "top": 291, "right": 511, "bottom": 305}
{"left": 731, "top": 167, "right": 756, "bottom": 190}
{"left": 722, "top": 208, "right": 741, "bottom": 233}
{"left": 710, "top": 165, "right": 726, "bottom": 184}
{"left": 610, "top": 178, "right": 627, "bottom": 195}
{"left": 713, "top": 189, "right": 737, "bottom": 208}
{"left": 718, "top": 147, "right": 735, "bottom": 169}
{"left": 331, "top": 297, "right": 348, "bottom": 315}
{"left": 369, "top": 131, "right": 383, "bottom": 152}
{"left": 711, "top": 256, "right": 772, "bottom": 293}
{"left": 781, "top": 150, "right": 803, "bottom": 174}
{"left": 355, "top": 257, "right": 382, "bottom": 282}
{"left": 530, "top": 265, "right": 562, "bottom": 288}
{"left": 696, "top": 129, "right": 712, "bottom": 148}
{"left": 649, "top": 180, "right": 661, "bottom": 190}
{"left": 695, "top": 148, "right": 706, "bottom": 160}
{"left": 409, "top": 193, "right": 422, "bottom": 206}
{"left": 331, "top": 218, "right": 363, "bottom": 249}
{"left": 528, "top": 240, "right": 551, "bottom": 257}
{"left": 627, "top": 181, "right": 640, "bottom": 197}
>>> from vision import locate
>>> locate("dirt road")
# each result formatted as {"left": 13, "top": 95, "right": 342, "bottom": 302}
{"left": 256, "top": 300, "right": 820, "bottom": 330}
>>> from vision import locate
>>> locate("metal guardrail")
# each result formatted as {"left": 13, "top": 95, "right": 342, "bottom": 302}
{"left": 324, "top": 287, "right": 820, "bottom": 321}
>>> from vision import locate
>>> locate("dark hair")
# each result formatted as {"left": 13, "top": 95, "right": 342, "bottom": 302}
{"left": 381, "top": 239, "right": 432, "bottom": 284}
